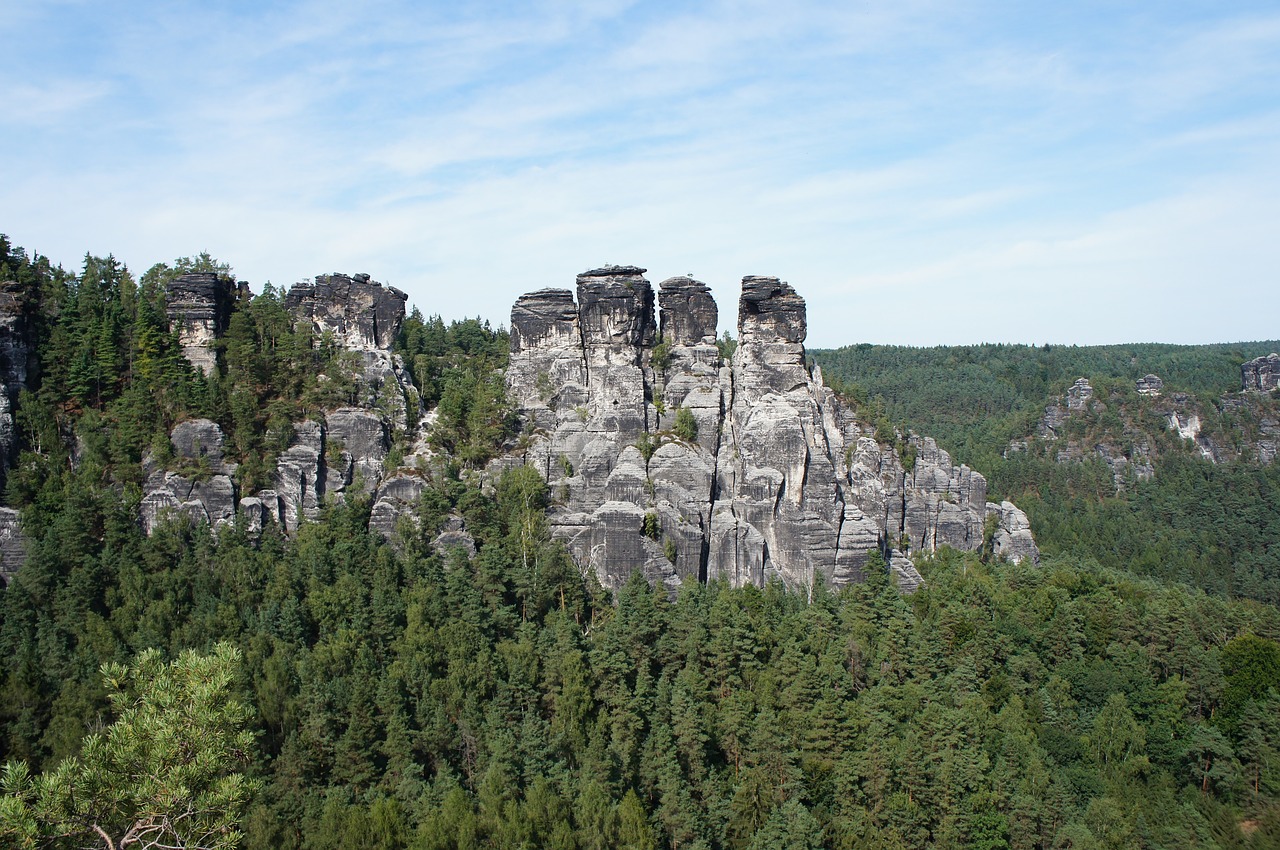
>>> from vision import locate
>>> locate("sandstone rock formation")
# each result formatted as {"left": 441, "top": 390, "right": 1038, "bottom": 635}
{"left": 1066, "top": 377, "right": 1094, "bottom": 411}
{"left": 1013, "top": 366, "right": 1277, "bottom": 493}
{"left": 286, "top": 272, "right": 408, "bottom": 351}
{"left": 165, "top": 273, "right": 236, "bottom": 376}
{"left": 507, "top": 268, "right": 1038, "bottom": 594}
{"left": 0, "top": 280, "right": 35, "bottom": 497}
{"left": 1136, "top": 374, "right": 1163, "bottom": 396}
{"left": 288, "top": 273, "right": 418, "bottom": 434}
{"left": 1243, "top": 354, "right": 1280, "bottom": 392}
{"left": 0, "top": 507, "right": 26, "bottom": 586}
{"left": 140, "top": 273, "right": 423, "bottom": 543}
{"left": 987, "top": 501, "right": 1040, "bottom": 565}
{"left": 141, "top": 419, "right": 239, "bottom": 534}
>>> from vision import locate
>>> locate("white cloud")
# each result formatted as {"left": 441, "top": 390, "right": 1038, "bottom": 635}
{"left": 2, "top": 0, "right": 1278, "bottom": 349}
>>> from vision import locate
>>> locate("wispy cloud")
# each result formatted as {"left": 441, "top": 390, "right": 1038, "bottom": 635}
{"left": 2, "top": 0, "right": 1278, "bottom": 345}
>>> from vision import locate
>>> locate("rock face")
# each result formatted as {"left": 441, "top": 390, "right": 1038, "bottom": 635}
{"left": 1136, "top": 374, "right": 1163, "bottom": 396}
{"left": 1066, "top": 378, "right": 1094, "bottom": 411}
{"left": 290, "top": 273, "right": 418, "bottom": 435}
{"left": 987, "top": 501, "right": 1040, "bottom": 565}
{"left": 0, "top": 507, "right": 26, "bottom": 585}
{"left": 165, "top": 273, "right": 236, "bottom": 376}
{"left": 139, "top": 272, "right": 423, "bottom": 543}
{"left": 0, "top": 280, "right": 35, "bottom": 496}
{"left": 1243, "top": 354, "right": 1280, "bottom": 392}
{"left": 507, "top": 268, "right": 1038, "bottom": 594}
{"left": 141, "top": 419, "right": 239, "bottom": 534}
{"left": 285, "top": 273, "right": 408, "bottom": 351}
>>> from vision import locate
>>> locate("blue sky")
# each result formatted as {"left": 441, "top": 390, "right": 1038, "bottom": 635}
{"left": 3, "top": 1, "right": 1278, "bottom": 347}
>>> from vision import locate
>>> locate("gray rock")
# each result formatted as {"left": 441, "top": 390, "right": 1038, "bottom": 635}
{"left": 170, "top": 419, "right": 232, "bottom": 474}
{"left": 505, "top": 268, "right": 1039, "bottom": 596}
{"left": 889, "top": 550, "right": 925, "bottom": 593}
{"left": 285, "top": 274, "right": 421, "bottom": 436}
{"left": 658, "top": 276, "right": 717, "bottom": 345}
{"left": 238, "top": 497, "right": 270, "bottom": 537}
{"left": 0, "top": 280, "right": 35, "bottom": 495}
{"left": 1066, "top": 378, "right": 1094, "bottom": 411}
{"left": 370, "top": 473, "right": 427, "bottom": 542}
{"left": 432, "top": 516, "right": 477, "bottom": 559}
{"left": 1136, "top": 374, "right": 1163, "bottom": 396}
{"left": 0, "top": 507, "right": 27, "bottom": 585}
{"left": 326, "top": 407, "right": 389, "bottom": 495}
{"left": 285, "top": 273, "right": 408, "bottom": 351}
{"left": 140, "top": 469, "right": 238, "bottom": 534}
{"left": 987, "top": 501, "right": 1040, "bottom": 565}
{"left": 1242, "top": 354, "right": 1280, "bottom": 392}
{"left": 165, "top": 273, "right": 235, "bottom": 376}
{"left": 738, "top": 276, "right": 806, "bottom": 344}
{"left": 271, "top": 421, "right": 326, "bottom": 532}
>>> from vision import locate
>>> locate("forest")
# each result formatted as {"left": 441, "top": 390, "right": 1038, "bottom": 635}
{"left": 1, "top": 235, "right": 1280, "bottom": 849}
{"left": 812, "top": 342, "right": 1280, "bottom": 605}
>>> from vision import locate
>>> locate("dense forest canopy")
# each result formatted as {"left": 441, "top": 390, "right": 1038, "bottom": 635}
{"left": 1, "top": 235, "right": 1280, "bottom": 849}
{"left": 813, "top": 342, "right": 1280, "bottom": 606}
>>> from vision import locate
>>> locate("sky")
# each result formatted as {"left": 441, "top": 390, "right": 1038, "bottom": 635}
{"left": 2, "top": 0, "right": 1278, "bottom": 348}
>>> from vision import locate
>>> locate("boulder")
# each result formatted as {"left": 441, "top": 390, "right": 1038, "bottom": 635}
{"left": 987, "top": 501, "right": 1040, "bottom": 565}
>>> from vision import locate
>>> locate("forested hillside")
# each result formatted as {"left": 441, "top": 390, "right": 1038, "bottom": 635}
{"left": 2, "top": 236, "right": 1280, "bottom": 849}
{"left": 813, "top": 343, "right": 1280, "bottom": 605}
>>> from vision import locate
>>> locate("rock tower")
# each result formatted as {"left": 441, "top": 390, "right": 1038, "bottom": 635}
{"left": 507, "top": 267, "right": 1038, "bottom": 594}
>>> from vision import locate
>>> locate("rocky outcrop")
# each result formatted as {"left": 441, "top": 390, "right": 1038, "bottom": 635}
{"left": 987, "top": 501, "right": 1040, "bottom": 565}
{"left": 1167, "top": 411, "right": 1218, "bottom": 462}
{"left": 507, "top": 268, "right": 1038, "bottom": 594}
{"left": 369, "top": 474, "right": 427, "bottom": 541}
{"left": 289, "top": 273, "right": 419, "bottom": 435}
{"left": 0, "top": 280, "right": 35, "bottom": 496}
{"left": 285, "top": 273, "right": 407, "bottom": 351}
{"left": 1243, "top": 354, "right": 1280, "bottom": 392}
{"left": 1136, "top": 374, "right": 1163, "bottom": 396}
{"left": 1012, "top": 368, "right": 1277, "bottom": 493}
{"left": 138, "top": 272, "right": 423, "bottom": 544}
{"left": 165, "top": 273, "right": 236, "bottom": 376}
{"left": 432, "top": 515, "right": 476, "bottom": 559}
{"left": 0, "top": 507, "right": 27, "bottom": 585}
{"left": 141, "top": 419, "right": 239, "bottom": 534}
{"left": 1066, "top": 378, "right": 1093, "bottom": 411}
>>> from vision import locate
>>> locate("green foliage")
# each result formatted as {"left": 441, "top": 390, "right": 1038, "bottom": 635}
{"left": 813, "top": 339, "right": 1280, "bottom": 461}
{"left": 396, "top": 312, "right": 508, "bottom": 410}
{"left": 399, "top": 314, "right": 515, "bottom": 469}
{"left": 635, "top": 432, "right": 659, "bottom": 463}
{"left": 6, "top": 234, "right": 1280, "bottom": 849}
{"left": 428, "top": 367, "right": 516, "bottom": 468}
{"left": 1220, "top": 635, "right": 1280, "bottom": 733}
{"left": 0, "top": 643, "right": 256, "bottom": 850}
{"left": 3, "top": 467, "right": 1280, "bottom": 849}
{"left": 673, "top": 407, "right": 698, "bottom": 443}
{"left": 716, "top": 331, "right": 737, "bottom": 363}
{"left": 815, "top": 340, "right": 1280, "bottom": 604}
{"left": 650, "top": 336, "right": 672, "bottom": 373}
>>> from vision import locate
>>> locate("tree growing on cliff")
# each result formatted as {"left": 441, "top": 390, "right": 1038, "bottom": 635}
{"left": 673, "top": 407, "right": 698, "bottom": 443}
